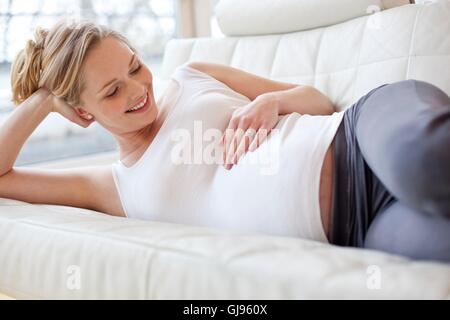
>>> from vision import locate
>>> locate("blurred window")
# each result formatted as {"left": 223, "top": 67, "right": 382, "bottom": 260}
{"left": 0, "top": 0, "right": 176, "bottom": 165}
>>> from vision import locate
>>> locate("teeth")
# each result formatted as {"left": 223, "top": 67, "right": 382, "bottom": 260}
{"left": 127, "top": 94, "right": 147, "bottom": 112}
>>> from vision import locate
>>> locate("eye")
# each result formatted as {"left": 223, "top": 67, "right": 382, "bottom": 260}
{"left": 131, "top": 64, "right": 141, "bottom": 74}
{"left": 106, "top": 87, "right": 118, "bottom": 98}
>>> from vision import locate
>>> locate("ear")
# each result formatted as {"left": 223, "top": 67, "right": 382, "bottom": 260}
{"left": 74, "top": 106, "right": 94, "bottom": 120}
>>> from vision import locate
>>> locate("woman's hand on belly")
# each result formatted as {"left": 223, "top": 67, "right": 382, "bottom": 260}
{"left": 221, "top": 95, "right": 280, "bottom": 170}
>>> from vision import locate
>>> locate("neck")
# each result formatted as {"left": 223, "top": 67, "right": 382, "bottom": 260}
{"left": 113, "top": 123, "right": 155, "bottom": 164}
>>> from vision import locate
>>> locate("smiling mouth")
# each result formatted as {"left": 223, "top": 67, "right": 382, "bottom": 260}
{"left": 125, "top": 92, "right": 149, "bottom": 113}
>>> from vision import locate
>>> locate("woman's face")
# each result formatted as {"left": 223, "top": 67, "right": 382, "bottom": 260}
{"left": 75, "top": 36, "right": 158, "bottom": 134}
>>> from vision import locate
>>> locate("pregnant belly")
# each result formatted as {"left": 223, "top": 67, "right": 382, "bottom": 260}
{"left": 319, "top": 139, "right": 335, "bottom": 242}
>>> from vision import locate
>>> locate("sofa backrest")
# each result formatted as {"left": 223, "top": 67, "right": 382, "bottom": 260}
{"left": 161, "top": 0, "right": 449, "bottom": 111}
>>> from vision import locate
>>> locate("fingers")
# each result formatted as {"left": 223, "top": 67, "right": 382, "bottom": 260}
{"left": 222, "top": 125, "right": 271, "bottom": 170}
{"left": 232, "top": 127, "right": 257, "bottom": 166}
{"left": 58, "top": 106, "right": 89, "bottom": 128}
{"left": 223, "top": 131, "right": 239, "bottom": 170}
{"left": 248, "top": 127, "right": 269, "bottom": 152}
{"left": 225, "top": 127, "right": 245, "bottom": 168}
{"left": 221, "top": 108, "right": 276, "bottom": 170}
{"left": 61, "top": 108, "right": 94, "bottom": 128}
{"left": 222, "top": 122, "right": 259, "bottom": 170}
{"left": 53, "top": 96, "right": 95, "bottom": 128}
{"left": 221, "top": 115, "right": 239, "bottom": 169}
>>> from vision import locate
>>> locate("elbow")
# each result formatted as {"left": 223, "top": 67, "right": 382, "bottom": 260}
{"left": 311, "top": 87, "right": 335, "bottom": 115}
{"left": 0, "top": 167, "right": 13, "bottom": 179}
{"left": 323, "top": 99, "right": 336, "bottom": 115}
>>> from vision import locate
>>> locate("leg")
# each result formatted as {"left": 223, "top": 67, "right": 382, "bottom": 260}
{"left": 364, "top": 200, "right": 450, "bottom": 262}
{"left": 352, "top": 79, "right": 450, "bottom": 218}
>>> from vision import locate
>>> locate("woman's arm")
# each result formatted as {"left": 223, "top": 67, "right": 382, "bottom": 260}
{"left": 258, "top": 85, "right": 335, "bottom": 116}
{"left": 0, "top": 89, "right": 52, "bottom": 176}
{"left": 0, "top": 89, "right": 117, "bottom": 215}
{"left": 0, "top": 88, "right": 94, "bottom": 177}
{"left": 0, "top": 165, "right": 124, "bottom": 216}
{"left": 187, "top": 61, "right": 335, "bottom": 116}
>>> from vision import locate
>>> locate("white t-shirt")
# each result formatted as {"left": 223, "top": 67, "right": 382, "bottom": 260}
{"left": 112, "top": 63, "right": 344, "bottom": 243}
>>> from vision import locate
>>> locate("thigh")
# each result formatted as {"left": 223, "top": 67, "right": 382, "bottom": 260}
{"left": 353, "top": 79, "right": 450, "bottom": 217}
{"left": 364, "top": 200, "right": 450, "bottom": 262}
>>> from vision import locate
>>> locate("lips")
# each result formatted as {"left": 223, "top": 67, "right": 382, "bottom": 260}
{"left": 125, "top": 92, "right": 149, "bottom": 113}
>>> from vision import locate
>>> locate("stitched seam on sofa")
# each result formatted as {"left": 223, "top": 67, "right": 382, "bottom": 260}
{"left": 1, "top": 219, "right": 236, "bottom": 258}
{"left": 312, "top": 28, "right": 326, "bottom": 88}
{"left": 0, "top": 209, "right": 324, "bottom": 248}
{"left": 406, "top": 6, "right": 423, "bottom": 79}
{"left": 269, "top": 37, "right": 282, "bottom": 77}
{"left": 185, "top": 39, "right": 196, "bottom": 61}
{"left": 1, "top": 217, "right": 322, "bottom": 264}
{"left": 1, "top": 220, "right": 214, "bottom": 295}
{"left": 229, "top": 38, "right": 241, "bottom": 67}
{"left": 176, "top": 31, "right": 449, "bottom": 78}
{"left": 352, "top": 17, "right": 370, "bottom": 104}
{"left": 271, "top": 53, "right": 449, "bottom": 80}
{"left": 0, "top": 208, "right": 264, "bottom": 242}
{"left": 217, "top": 37, "right": 239, "bottom": 66}
{"left": 0, "top": 210, "right": 294, "bottom": 244}
{"left": 229, "top": 38, "right": 239, "bottom": 67}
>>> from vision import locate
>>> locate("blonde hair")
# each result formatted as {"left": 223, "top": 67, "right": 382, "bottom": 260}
{"left": 10, "top": 19, "right": 137, "bottom": 106}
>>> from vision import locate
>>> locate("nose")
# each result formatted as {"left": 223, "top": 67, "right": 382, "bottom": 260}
{"left": 129, "top": 80, "right": 146, "bottom": 104}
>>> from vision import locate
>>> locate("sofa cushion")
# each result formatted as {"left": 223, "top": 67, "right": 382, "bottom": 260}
{"left": 215, "top": 0, "right": 400, "bottom": 36}
{"left": 1, "top": 198, "right": 449, "bottom": 299}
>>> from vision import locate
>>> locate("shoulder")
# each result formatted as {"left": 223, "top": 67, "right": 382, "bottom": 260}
{"left": 170, "top": 62, "right": 215, "bottom": 84}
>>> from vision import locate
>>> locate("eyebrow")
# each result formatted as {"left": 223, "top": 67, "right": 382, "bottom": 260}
{"left": 97, "top": 53, "right": 136, "bottom": 94}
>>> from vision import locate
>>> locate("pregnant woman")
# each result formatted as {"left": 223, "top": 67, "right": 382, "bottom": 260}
{"left": 1, "top": 20, "right": 449, "bottom": 262}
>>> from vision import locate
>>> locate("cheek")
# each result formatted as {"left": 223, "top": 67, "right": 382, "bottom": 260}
{"left": 101, "top": 99, "right": 127, "bottom": 116}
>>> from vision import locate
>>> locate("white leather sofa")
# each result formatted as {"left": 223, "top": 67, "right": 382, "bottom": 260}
{"left": 1, "top": 0, "right": 449, "bottom": 299}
